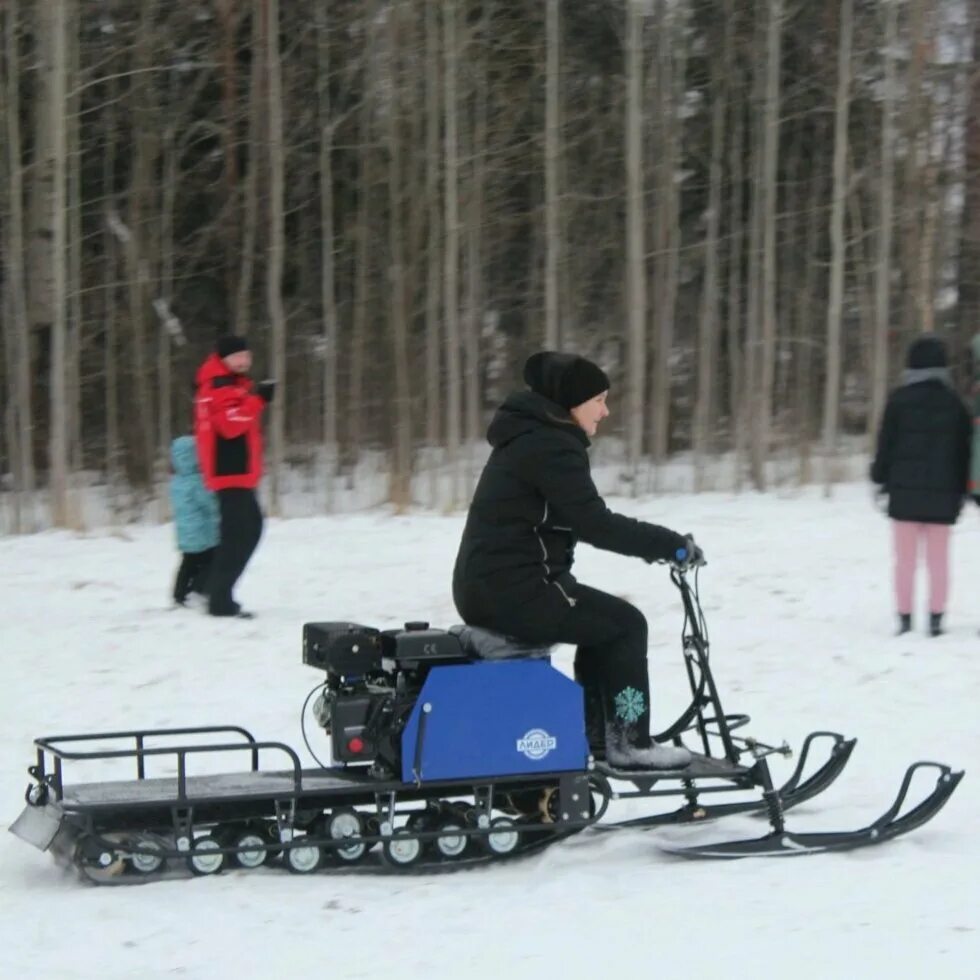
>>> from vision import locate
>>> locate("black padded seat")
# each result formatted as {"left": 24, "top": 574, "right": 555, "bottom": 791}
{"left": 449, "top": 625, "right": 553, "bottom": 661}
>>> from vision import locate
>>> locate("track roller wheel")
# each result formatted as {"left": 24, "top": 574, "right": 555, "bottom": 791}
{"left": 326, "top": 808, "right": 367, "bottom": 863}
{"left": 284, "top": 838, "right": 322, "bottom": 874}
{"left": 75, "top": 837, "right": 126, "bottom": 879}
{"left": 483, "top": 817, "right": 521, "bottom": 856}
{"left": 433, "top": 821, "right": 469, "bottom": 859}
{"left": 230, "top": 828, "right": 271, "bottom": 870}
{"left": 382, "top": 830, "right": 423, "bottom": 868}
{"left": 128, "top": 836, "right": 166, "bottom": 875}
{"left": 187, "top": 835, "right": 225, "bottom": 876}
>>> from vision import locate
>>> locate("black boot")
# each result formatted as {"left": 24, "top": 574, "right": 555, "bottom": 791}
{"left": 928, "top": 612, "right": 943, "bottom": 637}
{"left": 896, "top": 613, "right": 912, "bottom": 636}
{"left": 581, "top": 684, "right": 606, "bottom": 760}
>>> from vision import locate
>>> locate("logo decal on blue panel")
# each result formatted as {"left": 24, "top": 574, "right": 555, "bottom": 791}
{"left": 516, "top": 729, "right": 557, "bottom": 760}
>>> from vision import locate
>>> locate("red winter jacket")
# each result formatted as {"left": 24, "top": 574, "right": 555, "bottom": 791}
{"left": 194, "top": 354, "right": 266, "bottom": 491}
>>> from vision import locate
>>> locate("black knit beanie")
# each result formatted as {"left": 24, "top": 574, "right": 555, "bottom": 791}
{"left": 906, "top": 335, "right": 947, "bottom": 370}
{"left": 216, "top": 335, "right": 249, "bottom": 359}
{"left": 523, "top": 351, "right": 610, "bottom": 410}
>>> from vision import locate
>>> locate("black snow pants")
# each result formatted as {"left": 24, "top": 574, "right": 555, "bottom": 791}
{"left": 173, "top": 548, "right": 215, "bottom": 604}
{"left": 207, "top": 488, "right": 263, "bottom": 616}
{"left": 455, "top": 581, "right": 652, "bottom": 750}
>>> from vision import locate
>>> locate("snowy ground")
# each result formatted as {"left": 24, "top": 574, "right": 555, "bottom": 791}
{"left": 1, "top": 483, "right": 978, "bottom": 980}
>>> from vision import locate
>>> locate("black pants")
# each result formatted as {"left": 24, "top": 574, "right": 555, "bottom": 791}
{"left": 173, "top": 548, "right": 215, "bottom": 603}
{"left": 457, "top": 582, "right": 652, "bottom": 749}
{"left": 208, "top": 488, "right": 263, "bottom": 615}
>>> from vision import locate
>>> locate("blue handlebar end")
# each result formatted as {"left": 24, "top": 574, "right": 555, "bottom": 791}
{"left": 675, "top": 547, "right": 687, "bottom": 561}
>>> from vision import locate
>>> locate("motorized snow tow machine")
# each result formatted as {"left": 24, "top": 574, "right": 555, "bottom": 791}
{"left": 10, "top": 565, "right": 963, "bottom": 882}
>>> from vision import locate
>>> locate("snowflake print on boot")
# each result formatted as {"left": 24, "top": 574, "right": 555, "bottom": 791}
{"left": 614, "top": 686, "right": 647, "bottom": 724}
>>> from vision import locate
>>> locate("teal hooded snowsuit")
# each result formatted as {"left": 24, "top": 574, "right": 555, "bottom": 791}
{"left": 170, "top": 435, "right": 219, "bottom": 553}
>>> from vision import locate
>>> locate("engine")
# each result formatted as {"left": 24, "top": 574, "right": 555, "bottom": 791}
{"left": 302, "top": 620, "right": 469, "bottom": 774}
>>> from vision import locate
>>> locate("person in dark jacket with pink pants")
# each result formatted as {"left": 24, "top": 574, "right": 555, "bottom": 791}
{"left": 871, "top": 335, "right": 971, "bottom": 636}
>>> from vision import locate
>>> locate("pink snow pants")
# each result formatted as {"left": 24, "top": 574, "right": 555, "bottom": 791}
{"left": 891, "top": 521, "right": 951, "bottom": 616}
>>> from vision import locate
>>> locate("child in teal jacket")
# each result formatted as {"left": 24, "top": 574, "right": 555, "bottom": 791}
{"left": 169, "top": 435, "right": 219, "bottom": 605}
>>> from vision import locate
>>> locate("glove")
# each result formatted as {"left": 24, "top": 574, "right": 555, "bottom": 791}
{"left": 255, "top": 379, "right": 276, "bottom": 404}
{"left": 673, "top": 534, "right": 705, "bottom": 570}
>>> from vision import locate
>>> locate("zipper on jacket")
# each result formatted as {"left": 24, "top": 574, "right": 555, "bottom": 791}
{"left": 553, "top": 579, "right": 577, "bottom": 607}
{"left": 535, "top": 501, "right": 576, "bottom": 607}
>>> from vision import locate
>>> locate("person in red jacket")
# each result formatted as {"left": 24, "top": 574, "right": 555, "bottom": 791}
{"left": 194, "top": 335, "right": 274, "bottom": 617}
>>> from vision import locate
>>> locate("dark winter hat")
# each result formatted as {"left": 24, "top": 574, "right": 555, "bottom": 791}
{"left": 906, "top": 335, "right": 947, "bottom": 370}
{"left": 523, "top": 351, "right": 610, "bottom": 410}
{"left": 216, "top": 335, "right": 249, "bottom": 359}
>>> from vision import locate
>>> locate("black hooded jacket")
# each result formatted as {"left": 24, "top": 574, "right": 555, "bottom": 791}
{"left": 452, "top": 389, "right": 686, "bottom": 622}
{"left": 870, "top": 336, "right": 971, "bottom": 524}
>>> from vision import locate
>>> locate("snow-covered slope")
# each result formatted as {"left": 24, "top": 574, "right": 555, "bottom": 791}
{"left": 1, "top": 483, "right": 977, "bottom": 979}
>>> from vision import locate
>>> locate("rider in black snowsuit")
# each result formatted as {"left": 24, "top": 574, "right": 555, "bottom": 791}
{"left": 453, "top": 351, "right": 701, "bottom": 769}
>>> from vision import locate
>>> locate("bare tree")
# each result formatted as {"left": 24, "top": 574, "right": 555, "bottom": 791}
{"left": 694, "top": 9, "right": 729, "bottom": 489}
{"left": 264, "top": 0, "right": 287, "bottom": 514}
{"left": 0, "top": 0, "right": 35, "bottom": 530}
{"left": 43, "top": 0, "right": 69, "bottom": 525}
{"left": 649, "top": 0, "right": 685, "bottom": 469}
{"left": 544, "top": 0, "right": 561, "bottom": 349}
{"left": 821, "top": 0, "right": 854, "bottom": 490}
{"left": 424, "top": 0, "right": 441, "bottom": 499}
{"left": 443, "top": 0, "right": 462, "bottom": 507}
{"left": 870, "top": 0, "right": 898, "bottom": 440}
{"left": 316, "top": 2, "right": 339, "bottom": 509}
{"left": 386, "top": 1, "right": 412, "bottom": 509}
{"left": 463, "top": 3, "right": 489, "bottom": 491}
{"left": 624, "top": 0, "right": 646, "bottom": 492}
{"left": 755, "top": 0, "right": 783, "bottom": 489}
{"left": 959, "top": 0, "right": 980, "bottom": 362}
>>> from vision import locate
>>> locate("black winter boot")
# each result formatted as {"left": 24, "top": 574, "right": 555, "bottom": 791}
{"left": 928, "top": 613, "right": 944, "bottom": 637}
{"left": 896, "top": 613, "right": 912, "bottom": 636}
{"left": 581, "top": 684, "right": 606, "bottom": 760}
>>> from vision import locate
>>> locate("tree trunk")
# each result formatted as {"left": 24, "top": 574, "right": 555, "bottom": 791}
{"left": 820, "top": 0, "right": 852, "bottom": 491}
{"left": 236, "top": 0, "right": 263, "bottom": 335}
{"left": 694, "top": 10, "right": 728, "bottom": 490}
{"left": 316, "top": 2, "right": 338, "bottom": 510}
{"left": 727, "top": 83, "right": 745, "bottom": 488}
{"left": 386, "top": 1, "right": 412, "bottom": 509}
{"left": 649, "top": 0, "right": 684, "bottom": 469}
{"left": 443, "top": 0, "right": 462, "bottom": 508}
{"left": 742, "top": 7, "right": 765, "bottom": 490}
{"left": 217, "top": 0, "right": 240, "bottom": 311}
{"left": 544, "top": 0, "right": 561, "bottom": 349}
{"left": 624, "top": 0, "right": 646, "bottom": 492}
{"left": 264, "top": 0, "right": 287, "bottom": 515}
{"left": 45, "top": 0, "right": 69, "bottom": 526}
{"left": 755, "top": 0, "right": 783, "bottom": 489}
{"left": 424, "top": 0, "right": 441, "bottom": 502}
{"left": 463, "top": 5, "right": 488, "bottom": 494}
{"left": 957, "top": 0, "right": 980, "bottom": 366}
{"left": 1, "top": 0, "right": 35, "bottom": 528}
{"left": 870, "top": 0, "right": 897, "bottom": 439}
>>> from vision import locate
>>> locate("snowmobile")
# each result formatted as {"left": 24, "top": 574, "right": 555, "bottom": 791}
{"left": 9, "top": 564, "right": 963, "bottom": 883}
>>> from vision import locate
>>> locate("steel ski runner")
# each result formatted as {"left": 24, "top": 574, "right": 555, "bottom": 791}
{"left": 10, "top": 565, "right": 963, "bottom": 882}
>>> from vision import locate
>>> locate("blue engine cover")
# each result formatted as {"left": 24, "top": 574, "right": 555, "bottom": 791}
{"left": 400, "top": 660, "right": 588, "bottom": 782}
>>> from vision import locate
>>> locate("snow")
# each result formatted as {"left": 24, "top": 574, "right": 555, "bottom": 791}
{"left": 1, "top": 483, "right": 978, "bottom": 980}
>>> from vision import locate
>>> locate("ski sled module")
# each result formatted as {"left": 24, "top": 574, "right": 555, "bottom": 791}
{"left": 9, "top": 570, "right": 964, "bottom": 881}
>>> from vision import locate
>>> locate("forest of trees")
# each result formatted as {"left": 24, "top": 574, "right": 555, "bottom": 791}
{"left": 0, "top": 0, "right": 977, "bottom": 530}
